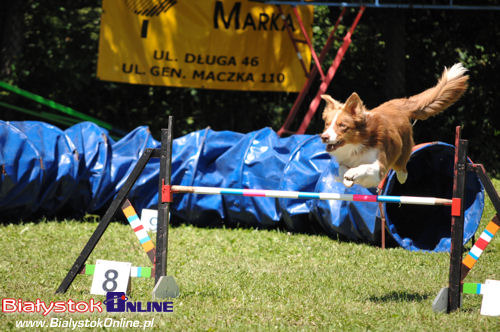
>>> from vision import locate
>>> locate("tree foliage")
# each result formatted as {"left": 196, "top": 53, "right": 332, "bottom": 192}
{"left": 1, "top": 1, "right": 499, "bottom": 174}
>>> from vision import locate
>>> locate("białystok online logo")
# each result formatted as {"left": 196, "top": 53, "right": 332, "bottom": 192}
{"left": 1, "top": 298, "right": 102, "bottom": 316}
{"left": 2, "top": 293, "right": 173, "bottom": 315}
{"left": 104, "top": 292, "right": 173, "bottom": 313}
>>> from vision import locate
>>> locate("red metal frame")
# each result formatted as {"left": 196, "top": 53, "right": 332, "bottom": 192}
{"left": 278, "top": 7, "right": 346, "bottom": 136}
{"left": 278, "top": 6, "right": 365, "bottom": 136}
{"left": 292, "top": 7, "right": 326, "bottom": 81}
{"left": 277, "top": 5, "right": 310, "bottom": 77}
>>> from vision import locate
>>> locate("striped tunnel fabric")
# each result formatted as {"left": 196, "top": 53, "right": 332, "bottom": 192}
{"left": 121, "top": 199, "right": 156, "bottom": 263}
{"left": 83, "top": 264, "right": 152, "bottom": 278}
{"left": 461, "top": 216, "right": 499, "bottom": 278}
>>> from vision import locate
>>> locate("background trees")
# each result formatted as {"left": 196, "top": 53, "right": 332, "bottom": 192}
{"left": 1, "top": 1, "right": 499, "bottom": 174}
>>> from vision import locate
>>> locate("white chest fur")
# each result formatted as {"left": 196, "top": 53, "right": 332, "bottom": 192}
{"left": 331, "top": 144, "right": 379, "bottom": 168}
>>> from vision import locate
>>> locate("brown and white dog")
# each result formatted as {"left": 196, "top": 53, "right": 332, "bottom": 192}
{"left": 320, "top": 63, "right": 469, "bottom": 188}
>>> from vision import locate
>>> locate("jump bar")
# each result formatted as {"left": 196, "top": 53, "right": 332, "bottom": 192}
{"left": 170, "top": 185, "right": 452, "bottom": 206}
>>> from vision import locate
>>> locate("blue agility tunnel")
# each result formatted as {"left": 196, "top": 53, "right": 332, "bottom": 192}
{"left": 380, "top": 142, "right": 484, "bottom": 252}
{"left": 0, "top": 121, "right": 484, "bottom": 252}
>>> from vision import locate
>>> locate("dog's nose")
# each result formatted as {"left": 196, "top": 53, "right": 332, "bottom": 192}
{"left": 320, "top": 132, "right": 329, "bottom": 142}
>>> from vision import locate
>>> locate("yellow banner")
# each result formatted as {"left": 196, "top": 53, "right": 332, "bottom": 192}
{"left": 97, "top": 0, "right": 313, "bottom": 92}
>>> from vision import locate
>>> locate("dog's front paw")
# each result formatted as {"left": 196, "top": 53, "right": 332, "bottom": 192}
{"left": 343, "top": 178, "right": 355, "bottom": 187}
{"left": 343, "top": 168, "right": 359, "bottom": 188}
{"left": 343, "top": 165, "right": 381, "bottom": 188}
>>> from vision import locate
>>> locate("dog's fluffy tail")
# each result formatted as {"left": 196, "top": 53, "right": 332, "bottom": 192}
{"left": 405, "top": 63, "right": 469, "bottom": 120}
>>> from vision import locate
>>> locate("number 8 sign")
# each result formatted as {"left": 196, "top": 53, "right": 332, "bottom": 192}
{"left": 90, "top": 260, "right": 132, "bottom": 295}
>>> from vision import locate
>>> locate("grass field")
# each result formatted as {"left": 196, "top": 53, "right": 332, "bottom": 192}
{"left": 1, "top": 180, "right": 499, "bottom": 331}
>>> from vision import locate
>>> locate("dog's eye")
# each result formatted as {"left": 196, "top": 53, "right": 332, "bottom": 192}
{"left": 338, "top": 122, "right": 347, "bottom": 129}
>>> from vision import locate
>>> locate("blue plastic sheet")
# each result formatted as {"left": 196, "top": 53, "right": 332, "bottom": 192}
{"left": 0, "top": 120, "right": 485, "bottom": 252}
{"left": 171, "top": 128, "right": 244, "bottom": 227}
{"left": 279, "top": 135, "right": 331, "bottom": 233}
{"left": 311, "top": 164, "right": 380, "bottom": 243}
{"left": 64, "top": 122, "right": 114, "bottom": 214}
{"left": 10, "top": 121, "right": 79, "bottom": 216}
{"left": 0, "top": 122, "right": 43, "bottom": 218}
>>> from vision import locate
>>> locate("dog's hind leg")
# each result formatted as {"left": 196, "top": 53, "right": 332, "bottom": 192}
{"left": 393, "top": 132, "right": 413, "bottom": 184}
{"left": 394, "top": 149, "right": 412, "bottom": 184}
{"left": 396, "top": 170, "right": 408, "bottom": 184}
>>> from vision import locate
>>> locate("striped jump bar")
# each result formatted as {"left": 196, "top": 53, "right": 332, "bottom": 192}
{"left": 170, "top": 185, "right": 453, "bottom": 206}
{"left": 82, "top": 264, "right": 152, "bottom": 278}
{"left": 462, "top": 216, "right": 499, "bottom": 275}
{"left": 121, "top": 200, "right": 156, "bottom": 263}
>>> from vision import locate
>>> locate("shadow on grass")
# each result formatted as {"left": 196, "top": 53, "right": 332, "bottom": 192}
{"left": 368, "top": 291, "right": 430, "bottom": 303}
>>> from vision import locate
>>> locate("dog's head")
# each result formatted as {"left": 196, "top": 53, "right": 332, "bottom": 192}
{"left": 320, "top": 93, "right": 367, "bottom": 153}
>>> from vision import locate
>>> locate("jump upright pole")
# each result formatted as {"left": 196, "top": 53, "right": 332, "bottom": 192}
{"left": 447, "top": 126, "right": 468, "bottom": 312}
{"left": 155, "top": 124, "right": 172, "bottom": 283}
{"left": 152, "top": 116, "right": 179, "bottom": 299}
{"left": 433, "top": 126, "right": 500, "bottom": 314}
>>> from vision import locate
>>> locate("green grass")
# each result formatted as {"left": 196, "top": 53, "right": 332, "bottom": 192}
{"left": 1, "top": 180, "right": 499, "bottom": 331}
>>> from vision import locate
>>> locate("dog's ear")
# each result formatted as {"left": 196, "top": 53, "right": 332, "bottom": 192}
{"left": 321, "top": 95, "right": 343, "bottom": 120}
{"left": 321, "top": 94, "right": 342, "bottom": 108}
{"left": 344, "top": 92, "right": 364, "bottom": 116}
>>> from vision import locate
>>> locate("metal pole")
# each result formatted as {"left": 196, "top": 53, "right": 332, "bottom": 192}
{"left": 152, "top": 116, "right": 179, "bottom": 299}
{"left": 296, "top": 6, "right": 365, "bottom": 134}
{"left": 155, "top": 117, "right": 173, "bottom": 283}
{"left": 278, "top": 7, "right": 346, "bottom": 136}
{"left": 447, "top": 126, "right": 468, "bottom": 312}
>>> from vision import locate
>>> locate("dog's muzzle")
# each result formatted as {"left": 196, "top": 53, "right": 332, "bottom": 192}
{"left": 325, "top": 140, "right": 344, "bottom": 152}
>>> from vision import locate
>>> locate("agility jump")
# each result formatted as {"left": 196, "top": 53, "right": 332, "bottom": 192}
{"left": 57, "top": 117, "right": 498, "bottom": 314}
